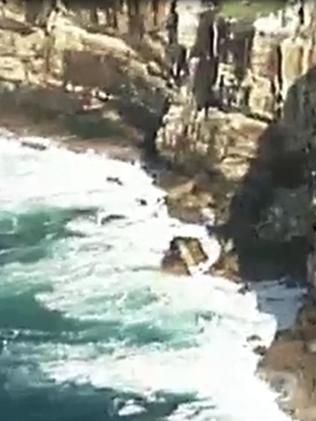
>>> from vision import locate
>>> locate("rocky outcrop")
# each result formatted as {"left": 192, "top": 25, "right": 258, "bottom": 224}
{"left": 259, "top": 301, "right": 316, "bottom": 421}
{"left": 162, "top": 236, "right": 208, "bottom": 275}
{"left": 161, "top": 229, "right": 221, "bottom": 276}
{"left": 157, "top": 105, "right": 267, "bottom": 178}
{"left": 157, "top": 104, "right": 268, "bottom": 226}
{"left": 165, "top": 177, "right": 215, "bottom": 224}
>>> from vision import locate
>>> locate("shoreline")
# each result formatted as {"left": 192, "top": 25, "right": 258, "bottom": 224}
{"left": 0, "top": 110, "right": 144, "bottom": 163}
{"left": 0, "top": 0, "right": 313, "bottom": 418}
{"left": 0, "top": 114, "right": 306, "bottom": 420}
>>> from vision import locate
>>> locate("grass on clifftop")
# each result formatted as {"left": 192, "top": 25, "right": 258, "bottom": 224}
{"left": 219, "top": 0, "right": 287, "bottom": 20}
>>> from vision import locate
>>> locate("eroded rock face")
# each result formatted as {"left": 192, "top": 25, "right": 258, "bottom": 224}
{"left": 156, "top": 103, "right": 268, "bottom": 216}
{"left": 155, "top": 1, "right": 316, "bottom": 282}
{"left": 259, "top": 336, "right": 316, "bottom": 421}
{"left": 0, "top": 0, "right": 173, "bottom": 146}
{"left": 156, "top": 5, "right": 316, "bottom": 416}
{"left": 163, "top": 177, "right": 215, "bottom": 223}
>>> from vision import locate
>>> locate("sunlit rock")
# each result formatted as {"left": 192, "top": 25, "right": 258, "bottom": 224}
{"left": 161, "top": 236, "right": 209, "bottom": 275}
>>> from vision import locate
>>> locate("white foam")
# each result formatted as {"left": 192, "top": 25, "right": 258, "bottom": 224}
{"left": 0, "top": 132, "right": 305, "bottom": 421}
{"left": 118, "top": 400, "right": 146, "bottom": 417}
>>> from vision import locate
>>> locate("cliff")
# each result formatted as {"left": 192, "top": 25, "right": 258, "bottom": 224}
{"left": 156, "top": 0, "right": 316, "bottom": 282}
{"left": 155, "top": 1, "right": 316, "bottom": 419}
{"left": 0, "top": 0, "right": 172, "bottom": 153}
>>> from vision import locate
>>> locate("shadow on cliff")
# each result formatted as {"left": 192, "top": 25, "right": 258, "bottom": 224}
{"left": 0, "top": 79, "right": 164, "bottom": 154}
{"left": 226, "top": 68, "right": 315, "bottom": 282}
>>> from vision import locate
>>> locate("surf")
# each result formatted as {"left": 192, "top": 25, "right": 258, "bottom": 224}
{"left": 0, "top": 130, "right": 305, "bottom": 421}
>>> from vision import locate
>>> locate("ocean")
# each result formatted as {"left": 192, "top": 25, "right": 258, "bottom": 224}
{"left": 0, "top": 129, "right": 305, "bottom": 421}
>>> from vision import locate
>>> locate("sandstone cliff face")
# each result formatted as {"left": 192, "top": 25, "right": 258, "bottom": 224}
{"left": 156, "top": 1, "right": 316, "bottom": 281}
{"left": 0, "top": 0, "right": 171, "bottom": 146}
{"left": 154, "top": 4, "right": 316, "bottom": 417}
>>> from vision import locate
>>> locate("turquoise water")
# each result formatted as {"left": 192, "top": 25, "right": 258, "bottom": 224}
{"left": 0, "top": 131, "right": 304, "bottom": 421}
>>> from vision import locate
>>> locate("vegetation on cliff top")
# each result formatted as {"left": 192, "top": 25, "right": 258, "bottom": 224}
{"left": 219, "top": 0, "right": 287, "bottom": 19}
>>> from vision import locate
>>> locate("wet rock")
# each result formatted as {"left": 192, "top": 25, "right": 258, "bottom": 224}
{"left": 106, "top": 176, "right": 123, "bottom": 186}
{"left": 254, "top": 345, "right": 267, "bottom": 356}
{"left": 161, "top": 252, "right": 187, "bottom": 275}
{"left": 99, "top": 214, "right": 125, "bottom": 225}
{"left": 72, "top": 207, "right": 97, "bottom": 217}
{"left": 165, "top": 177, "right": 216, "bottom": 224}
{"left": 161, "top": 236, "right": 208, "bottom": 275}
{"left": 166, "top": 194, "right": 214, "bottom": 224}
{"left": 136, "top": 198, "right": 147, "bottom": 206}
{"left": 259, "top": 338, "right": 316, "bottom": 417}
{"left": 166, "top": 179, "right": 196, "bottom": 199}
{"left": 258, "top": 369, "right": 299, "bottom": 408}
{"left": 247, "top": 334, "right": 261, "bottom": 342}
{"left": 21, "top": 140, "right": 47, "bottom": 151}
{"left": 210, "top": 250, "right": 240, "bottom": 281}
{"left": 238, "top": 282, "right": 252, "bottom": 294}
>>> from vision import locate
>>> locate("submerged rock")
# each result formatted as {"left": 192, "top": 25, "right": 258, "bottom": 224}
{"left": 21, "top": 140, "right": 48, "bottom": 151}
{"left": 98, "top": 214, "right": 125, "bottom": 225}
{"left": 136, "top": 198, "right": 147, "bottom": 206}
{"left": 106, "top": 176, "right": 123, "bottom": 186}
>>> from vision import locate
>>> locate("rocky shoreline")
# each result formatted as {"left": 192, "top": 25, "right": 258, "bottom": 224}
{"left": 1, "top": 1, "right": 316, "bottom": 420}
